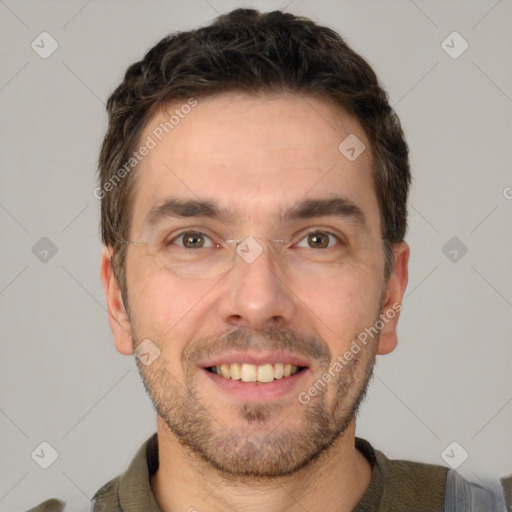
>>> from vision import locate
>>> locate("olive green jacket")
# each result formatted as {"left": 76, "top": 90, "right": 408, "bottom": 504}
{"left": 28, "top": 434, "right": 507, "bottom": 511}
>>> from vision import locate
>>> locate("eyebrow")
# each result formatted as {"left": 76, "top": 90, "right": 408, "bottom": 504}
{"left": 144, "top": 196, "right": 368, "bottom": 231}
{"left": 280, "top": 197, "right": 368, "bottom": 230}
{"left": 145, "top": 198, "right": 235, "bottom": 227}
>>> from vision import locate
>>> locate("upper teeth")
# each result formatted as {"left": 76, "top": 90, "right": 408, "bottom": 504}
{"left": 212, "top": 363, "right": 300, "bottom": 382}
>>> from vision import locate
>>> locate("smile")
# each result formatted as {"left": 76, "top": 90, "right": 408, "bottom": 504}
{"left": 207, "top": 363, "right": 304, "bottom": 383}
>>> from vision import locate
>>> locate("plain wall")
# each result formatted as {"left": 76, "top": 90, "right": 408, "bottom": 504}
{"left": 0, "top": 0, "right": 511, "bottom": 510}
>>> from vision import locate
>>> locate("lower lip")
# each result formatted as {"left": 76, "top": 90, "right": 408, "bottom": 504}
{"left": 200, "top": 367, "right": 309, "bottom": 401}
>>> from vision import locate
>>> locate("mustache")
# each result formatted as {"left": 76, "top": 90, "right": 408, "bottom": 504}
{"left": 183, "top": 325, "right": 332, "bottom": 367}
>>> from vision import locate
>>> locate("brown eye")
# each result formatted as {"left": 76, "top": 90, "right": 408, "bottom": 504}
{"left": 308, "top": 232, "right": 329, "bottom": 248}
{"left": 183, "top": 233, "right": 204, "bottom": 248}
{"left": 296, "top": 231, "right": 340, "bottom": 249}
{"left": 171, "top": 231, "right": 213, "bottom": 249}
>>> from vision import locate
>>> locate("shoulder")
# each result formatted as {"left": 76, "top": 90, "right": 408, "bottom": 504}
{"left": 27, "top": 476, "right": 122, "bottom": 512}
{"left": 377, "top": 447, "right": 506, "bottom": 510}
{"left": 360, "top": 438, "right": 506, "bottom": 512}
{"left": 379, "top": 450, "right": 449, "bottom": 507}
{"left": 89, "top": 475, "right": 122, "bottom": 511}
{"left": 355, "top": 437, "right": 448, "bottom": 510}
{"left": 27, "top": 434, "right": 157, "bottom": 512}
{"left": 444, "top": 468, "right": 508, "bottom": 512}
{"left": 357, "top": 437, "right": 449, "bottom": 493}
{"left": 26, "top": 498, "right": 66, "bottom": 512}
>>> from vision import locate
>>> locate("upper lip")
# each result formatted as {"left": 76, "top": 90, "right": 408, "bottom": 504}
{"left": 199, "top": 350, "right": 311, "bottom": 368}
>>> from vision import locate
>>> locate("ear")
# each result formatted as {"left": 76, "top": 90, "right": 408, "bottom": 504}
{"left": 376, "top": 242, "right": 410, "bottom": 355}
{"left": 100, "top": 246, "right": 134, "bottom": 356}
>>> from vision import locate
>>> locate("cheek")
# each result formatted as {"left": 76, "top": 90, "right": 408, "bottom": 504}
{"left": 290, "top": 258, "right": 383, "bottom": 350}
{"left": 125, "top": 257, "right": 212, "bottom": 349}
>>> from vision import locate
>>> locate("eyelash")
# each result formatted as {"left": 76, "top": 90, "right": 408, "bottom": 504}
{"left": 165, "top": 229, "right": 345, "bottom": 249}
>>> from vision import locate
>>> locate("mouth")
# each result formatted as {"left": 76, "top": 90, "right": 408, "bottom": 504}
{"left": 205, "top": 363, "right": 306, "bottom": 383}
{"left": 199, "top": 352, "right": 311, "bottom": 401}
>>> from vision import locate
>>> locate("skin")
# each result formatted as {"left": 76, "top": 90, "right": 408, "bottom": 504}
{"left": 100, "top": 91, "right": 409, "bottom": 512}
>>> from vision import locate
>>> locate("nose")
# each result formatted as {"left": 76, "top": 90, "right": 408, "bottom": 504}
{"left": 216, "top": 240, "right": 297, "bottom": 331}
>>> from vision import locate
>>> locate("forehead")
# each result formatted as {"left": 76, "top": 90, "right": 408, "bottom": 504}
{"left": 128, "top": 91, "right": 380, "bottom": 237}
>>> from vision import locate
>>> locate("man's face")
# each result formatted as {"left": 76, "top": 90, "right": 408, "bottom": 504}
{"left": 106, "top": 92, "right": 406, "bottom": 478}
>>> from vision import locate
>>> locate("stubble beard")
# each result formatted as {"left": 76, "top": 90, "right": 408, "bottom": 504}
{"left": 133, "top": 321, "right": 379, "bottom": 481}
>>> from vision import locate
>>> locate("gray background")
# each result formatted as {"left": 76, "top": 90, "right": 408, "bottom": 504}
{"left": 0, "top": 0, "right": 511, "bottom": 510}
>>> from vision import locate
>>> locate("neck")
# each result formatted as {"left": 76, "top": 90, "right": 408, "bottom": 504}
{"left": 151, "top": 416, "right": 372, "bottom": 512}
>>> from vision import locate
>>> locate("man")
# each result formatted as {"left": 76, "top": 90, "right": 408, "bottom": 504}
{"left": 30, "top": 8, "right": 507, "bottom": 512}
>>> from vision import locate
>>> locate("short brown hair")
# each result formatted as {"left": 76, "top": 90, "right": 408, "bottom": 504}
{"left": 98, "top": 8, "right": 411, "bottom": 304}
